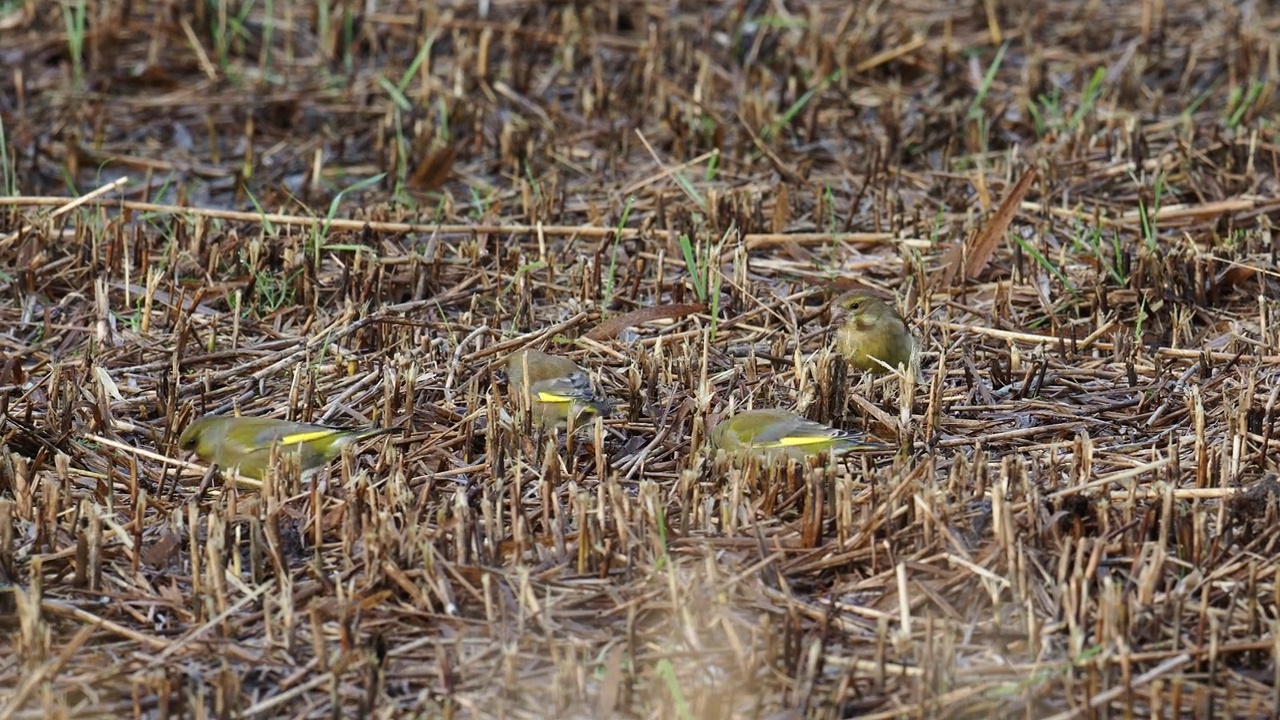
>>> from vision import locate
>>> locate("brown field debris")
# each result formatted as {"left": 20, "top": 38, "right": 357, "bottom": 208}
{"left": 1, "top": 0, "right": 1279, "bottom": 718}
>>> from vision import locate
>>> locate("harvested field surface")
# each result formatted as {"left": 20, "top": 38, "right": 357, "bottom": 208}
{"left": 2, "top": 1, "right": 1280, "bottom": 718}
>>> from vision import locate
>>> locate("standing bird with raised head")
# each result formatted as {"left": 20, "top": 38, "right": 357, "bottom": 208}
{"left": 833, "top": 290, "right": 914, "bottom": 374}
{"left": 505, "top": 349, "right": 612, "bottom": 428}
{"left": 178, "top": 415, "right": 396, "bottom": 480}
{"left": 710, "top": 408, "right": 885, "bottom": 463}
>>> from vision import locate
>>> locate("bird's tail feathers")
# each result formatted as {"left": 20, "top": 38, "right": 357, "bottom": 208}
{"left": 355, "top": 426, "right": 399, "bottom": 441}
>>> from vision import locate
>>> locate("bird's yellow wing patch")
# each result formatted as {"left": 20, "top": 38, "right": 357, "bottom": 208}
{"left": 536, "top": 391, "right": 574, "bottom": 404}
{"left": 279, "top": 429, "right": 341, "bottom": 445}
{"left": 759, "top": 435, "right": 831, "bottom": 448}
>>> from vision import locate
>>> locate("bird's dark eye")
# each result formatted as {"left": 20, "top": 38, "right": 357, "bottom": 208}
{"left": 849, "top": 301, "right": 861, "bottom": 310}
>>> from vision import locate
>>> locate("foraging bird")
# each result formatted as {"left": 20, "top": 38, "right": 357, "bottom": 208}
{"left": 505, "top": 349, "right": 612, "bottom": 428}
{"left": 710, "top": 409, "right": 884, "bottom": 462}
{"left": 178, "top": 415, "right": 396, "bottom": 480}
{"left": 833, "top": 290, "right": 914, "bottom": 374}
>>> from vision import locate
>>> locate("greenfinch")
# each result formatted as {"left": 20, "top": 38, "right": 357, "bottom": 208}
{"left": 710, "top": 409, "right": 884, "bottom": 462}
{"left": 178, "top": 415, "right": 396, "bottom": 480}
{"left": 505, "top": 349, "right": 612, "bottom": 428}
{"left": 833, "top": 290, "right": 914, "bottom": 374}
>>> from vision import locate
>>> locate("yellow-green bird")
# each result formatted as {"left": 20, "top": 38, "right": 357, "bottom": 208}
{"left": 505, "top": 349, "right": 612, "bottom": 428}
{"left": 710, "top": 409, "right": 885, "bottom": 462}
{"left": 833, "top": 290, "right": 914, "bottom": 374}
{"left": 178, "top": 415, "right": 396, "bottom": 480}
